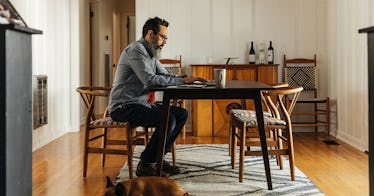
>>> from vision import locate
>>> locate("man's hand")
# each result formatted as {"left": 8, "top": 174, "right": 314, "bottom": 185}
{"left": 182, "top": 76, "right": 207, "bottom": 84}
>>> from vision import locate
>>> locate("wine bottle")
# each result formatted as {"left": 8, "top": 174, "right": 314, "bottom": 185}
{"left": 259, "top": 42, "right": 266, "bottom": 64}
{"left": 249, "top": 41, "right": 256, "bottom": 64}
{"left": 267, "top": 41, "right": 274, "bottom": 64}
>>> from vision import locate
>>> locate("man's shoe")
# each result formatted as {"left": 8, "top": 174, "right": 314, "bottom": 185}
{"left": 162, "top": 161, "right": 181, "bottom": 175}
{"left": 136, "top": 161, "right": 168, "bottom": 177}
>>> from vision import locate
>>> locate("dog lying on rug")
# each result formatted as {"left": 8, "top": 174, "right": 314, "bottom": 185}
{"left": 105, "top": 176, "right": 189, "bottom": 196}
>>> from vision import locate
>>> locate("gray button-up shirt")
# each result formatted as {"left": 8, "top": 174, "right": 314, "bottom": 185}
{"left": 109, "top": 38, "right": 184, "bottom": 113}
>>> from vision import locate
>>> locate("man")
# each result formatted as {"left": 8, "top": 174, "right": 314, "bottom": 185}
{"left": 109, "top": 17, "right": 206, "bottom": 176}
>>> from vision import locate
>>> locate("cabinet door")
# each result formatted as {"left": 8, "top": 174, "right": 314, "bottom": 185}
{"left": 192, "top": 66, "right": 213, "bottom": 79}
{"left": 192, "top": 99, "right": 213, "bottom": 136}
{"left": 212, "top": 99, "right": 245, "bottom": 136}
{"left": 191, "top": 65, "right": 278, "bottom": 137}
{"left": 258, "top": 65, "right": 278, "bottom": 83}
{"left": 191, "top": 65, "right": 212, "bottom": 136}
{"left": 212, "top": 67, "right": 256, "bottom": 137}
{"left": 233, "top": 67, "right": 257, "bottom": 80}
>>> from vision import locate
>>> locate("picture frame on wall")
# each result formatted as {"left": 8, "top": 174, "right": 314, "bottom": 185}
{"left": 0, "top": 0, "right": 27, "bottom": 27}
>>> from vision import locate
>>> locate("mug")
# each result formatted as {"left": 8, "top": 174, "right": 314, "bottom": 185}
{"left": 214, "top": 68, "right": 226, "bottom": 88}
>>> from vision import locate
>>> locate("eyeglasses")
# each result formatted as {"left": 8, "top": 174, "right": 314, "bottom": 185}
{"left": 157, "top": 33, "right": 168, "bottom": 41}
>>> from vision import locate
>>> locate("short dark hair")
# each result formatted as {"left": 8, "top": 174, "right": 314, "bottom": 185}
{"left": 142, "top": 17, "right": 169, "bottom": 38}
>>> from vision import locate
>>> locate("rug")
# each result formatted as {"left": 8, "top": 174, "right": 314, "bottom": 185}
{"left": 117, "top": 144, "right": 324, "bottom": 196}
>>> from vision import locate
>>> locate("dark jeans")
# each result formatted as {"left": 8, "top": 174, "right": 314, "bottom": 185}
{"left": 110, "top": 103, "right": 188, "bottom": 163}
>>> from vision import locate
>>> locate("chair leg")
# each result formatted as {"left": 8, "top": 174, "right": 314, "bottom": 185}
{"left": 276, "top": 128, "right": 284, "bottom": 170}
{"left": 314, "top": 102, "right": 318, "bottom": 135}
{"left": 172, "top": 142, "right": 177, "bottom": 166}
{"left": 127, "top": 125, "right": 134, "bottom": 179}
{"left": 102, "top": 128, "right": 108, "bottom": 167}
{"left": 230, "top": 125, "right": 237, "bottom": 169}
{"left": 239, "top": 124, "right": 246, "bottom": 183}
{"left": 229, "top": 117, "right": 232, "bottom": 156}
{"left": 144, "top": 127, "right": 149, "bottom": 146}
{"left": 326, "top": 97, "right": 330, "bottom": 135}
{"left": 272, "top": 128, "right": 280, "bottom": 167}
{"left": 180, "top": 100, "right": 186, "bottom": 139}
{"left": 83, "top": 127, "right": 90, "bottom": 177}
{"left": 182, "top": 125, "right": 186, "bottom": 140}
{"left": 286, "top": 126, "right": 295, "bottom": 181}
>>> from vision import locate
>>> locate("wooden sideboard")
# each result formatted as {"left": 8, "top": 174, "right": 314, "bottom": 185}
{"left": 190, "top": 64, "right": 279, "bottom": 137}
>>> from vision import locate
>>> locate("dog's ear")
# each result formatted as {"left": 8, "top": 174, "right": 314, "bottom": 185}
{"left": 106, "top": 176, "right": 114, "bottom": 188}
{"left": 115, "top": 183, "right": 125, "bottom": 196}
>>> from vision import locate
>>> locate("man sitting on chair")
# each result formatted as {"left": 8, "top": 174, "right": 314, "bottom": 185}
{"left": 109, "top": 16, "right": 206, "bottom": 176}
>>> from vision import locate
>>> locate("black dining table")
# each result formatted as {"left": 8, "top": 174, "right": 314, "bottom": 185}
{"left": 151, "top": 80, "right": 274, "bottom": 190}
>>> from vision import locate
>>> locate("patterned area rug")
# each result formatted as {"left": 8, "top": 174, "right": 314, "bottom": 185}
{"left": 117, "top": 144, "right": 324, "bottom": 196}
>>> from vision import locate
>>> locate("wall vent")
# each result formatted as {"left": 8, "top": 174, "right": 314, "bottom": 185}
{"left": 33, "top": 75, "right": 48, "bottom": 129}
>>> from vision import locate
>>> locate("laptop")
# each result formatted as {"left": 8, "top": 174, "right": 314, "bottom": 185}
{"left": 205, "top": 80, "right": 215, "bottom": 86}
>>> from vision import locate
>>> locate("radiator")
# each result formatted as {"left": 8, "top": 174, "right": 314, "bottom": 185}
{"left": 33, "top": 75, "right": 48, "bottom": 129}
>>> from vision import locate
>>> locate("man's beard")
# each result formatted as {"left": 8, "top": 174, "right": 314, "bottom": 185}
{"left": 149, "top": 37, "right": 163, "bottom": 59}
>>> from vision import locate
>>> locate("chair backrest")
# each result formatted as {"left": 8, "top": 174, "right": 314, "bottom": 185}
{"left": 260, "top": 83, "right": 289, "bottom": 114}
{"left": 262, "top": 86, "right": 303, "bottom": 122}
{"left": 159, "top": 55, "right": 182, "bottom": 75}
{"left": 155, "top": 55, "right": 183, "bottom": 103}
{"left": 76, "top": 86, "right": 111, "bottom": 122}
{"left": 283, "top": 54, "right": 317, "bottom": 98}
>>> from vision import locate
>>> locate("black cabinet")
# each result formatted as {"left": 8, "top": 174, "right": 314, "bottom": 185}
{"left": 359, "top": 26, "right": 374, "bottom": 196}
{"left": 0, "top": 24, "right": 42, "bottom": 196}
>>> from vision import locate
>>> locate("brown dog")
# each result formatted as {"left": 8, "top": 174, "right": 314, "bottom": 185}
{"left": 105, "top": 176, "right": 189, "bottom": 196}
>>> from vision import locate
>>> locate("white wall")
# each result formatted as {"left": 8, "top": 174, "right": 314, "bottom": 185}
{"left": 136, "top": 0, "right": 327, "bottom": 79}
{"left": 11, "top": 0, "right": 90, "bottom": 150}
{"left": 327, "top": 0, "right": 373, "bottom": 151}
{"left": 136, "top": 0, "right": 372, "bottom": 151}
{"left": 10, "top": 0, "right": 372, "bottom": 151}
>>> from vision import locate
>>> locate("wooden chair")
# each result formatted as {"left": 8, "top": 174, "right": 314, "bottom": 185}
{"left": 228, "top": 83, "right": 289, "bottom": 156}
{"left": 76, "top": 86, "right": 147, "bottom": 178}
{"left": 230, "top": 86, "right": 303, "bottom": 182}
{"left": 160, "top": 55, "right": 183, "bottom": 77}
{"left": 283, "top": 54, "right": 330, "bottom": 135}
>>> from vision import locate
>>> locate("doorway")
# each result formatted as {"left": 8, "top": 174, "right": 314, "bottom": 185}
{"left": 112, "top": 13, "right": 135, "bottom": 83}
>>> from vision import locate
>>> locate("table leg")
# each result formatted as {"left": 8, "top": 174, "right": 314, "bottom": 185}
{"left": 156, "top": 96, "right": 171, "bottom": 176}
{"left": 254, "top": 92, "right": 273, "bottom": 190}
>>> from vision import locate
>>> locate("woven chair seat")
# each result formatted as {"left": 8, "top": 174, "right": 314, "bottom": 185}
{"left": 231, "top": 109, "right": 286, "bottom": 127}
{"left": 89, "top": 117, "right": 128, "bottom": 128}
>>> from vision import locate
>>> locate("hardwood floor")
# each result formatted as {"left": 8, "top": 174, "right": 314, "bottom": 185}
{"left": 32, "top": 129, "right": 368, "bottom": 196}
